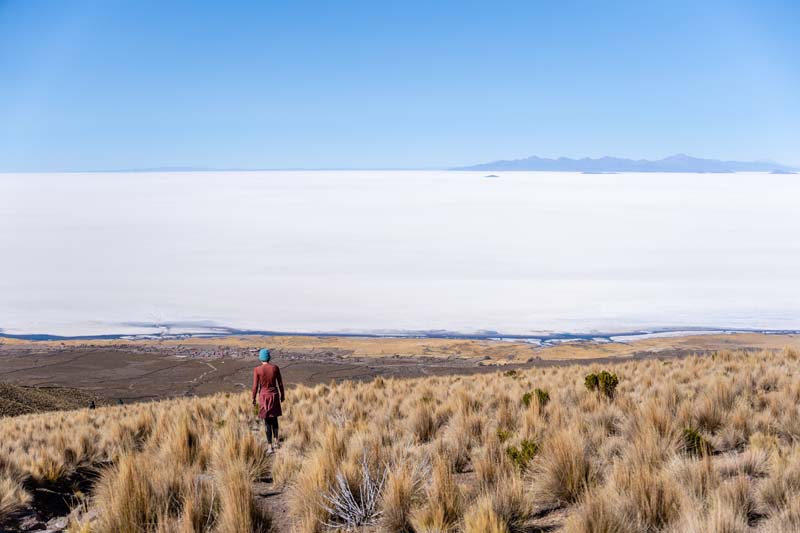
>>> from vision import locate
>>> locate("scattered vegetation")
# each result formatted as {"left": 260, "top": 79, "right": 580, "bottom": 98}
{"left": 505, "top": 440, "right": 539, "bottom": 470}
{"left": 584, "top": 370, "right": 620, "bottom": 399}
{"left": 2, "top": 348, "right": 800, "bottom": 531}
{"left": 495, "top": 428, "right": 511, "bottom": 443}
{"left": 683, "top": 427, "right": 713, "bottom": 457}
{"left": 521, "top": 388, "right": 550, "bottom": 409}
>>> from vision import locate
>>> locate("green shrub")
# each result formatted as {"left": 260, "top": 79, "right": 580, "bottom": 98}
{"left": 598, "top": 371, "right": 619, "bottom": 398}
{"left": 534, "top": 388, "right": 550, "bottom": 407}
{"left": 522, "top": 388, "right": 550, "bottom": 408}
{"left": 506, "top": 439, "right": 539, "bottom": 469}
{"left": 584, "top": 371, "right": 619, "bottom": 399}
{"left": 683, "top": 428, "right": 712, "bottom": 457}
{"left": 522, "top": 392, "right": 533, "bottom": 407}
{"left": 504, "top": 369, "right": 518, "bottom": 378}
{"left": 496, "top": 429, "right": 511, "bottom": 443}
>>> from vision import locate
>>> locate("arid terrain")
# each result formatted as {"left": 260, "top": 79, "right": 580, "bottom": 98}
{"left": 2, "top": 344, "right": 800, "bottom": 532}
{"left": 2, "top": 333, "right": 798, "bottom": 405}
{"left": 2, "top": 334, "right": 800, "bottom": 531}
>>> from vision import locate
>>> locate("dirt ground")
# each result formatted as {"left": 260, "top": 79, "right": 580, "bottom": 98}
{"left": 0, "top": 346, "right": 506, "bottom": 402}
{"left": 1, "top": 333, "right": 798, "bottom": 403}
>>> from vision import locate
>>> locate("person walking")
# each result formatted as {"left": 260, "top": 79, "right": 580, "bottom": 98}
{"left": 252, "top": 348, "right": 285, "bottom": 453}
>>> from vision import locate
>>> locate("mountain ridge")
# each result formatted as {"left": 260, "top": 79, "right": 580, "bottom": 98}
{"left": 454, "top": 154, "right": 797, "bottom": 173}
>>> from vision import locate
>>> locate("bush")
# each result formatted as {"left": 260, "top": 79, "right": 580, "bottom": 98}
{"left": 585, "top": 371, "right": 619, "bottom": 399}
{"left": 521, "top": 388, "right": 550, "bottom": 408}
{"left": 506, "top": 440, "right": 539, "bottom": 470}
{"left": 521, "top": 392, "right": 533, "bottom": 408}
{"left": 496, "top": 429, "right": 511, "bottom": 443}
{"left": 598, "top": 372, "right": 619, "bottom": 398}
{"left": 534, "top": 388, "right": 550, "bottom": 408}
{"left": 683, "top": 428, "right": 712, "bottom": 457}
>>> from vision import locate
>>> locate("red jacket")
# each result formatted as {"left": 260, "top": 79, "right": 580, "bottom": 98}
{"left": 252, "top": 364, "right": 285, "bottom": 418}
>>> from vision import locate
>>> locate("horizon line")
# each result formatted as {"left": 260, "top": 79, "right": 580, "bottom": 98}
{"left": 2, "top": 326, "right": 798, "bottom": 343}
{"left": 1, "top": 153, "right": 797, "bottom": 174}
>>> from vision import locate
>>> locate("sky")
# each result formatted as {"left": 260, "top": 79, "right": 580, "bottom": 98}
{"left": 0, "top": 0, "right": 798, "bottom": 171}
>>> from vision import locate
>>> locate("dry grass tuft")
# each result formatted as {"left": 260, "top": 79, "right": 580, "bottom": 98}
{"left": 531, "top": 427, "right": 596, "bottom": 506}
{"left": 92, "top": 454, "right": 171, "bottom": 533}
{"left": 613, "top": 460, "right": 684, "bottom": 530}
{"left": 410, "top": 459, "right": 463, "bottom": 532}
{"left": 409, "top": 402, "right": 438, "bottom": 443}
{"left": 483, "top": 473, "right": 532, "bottom": 532}
{"left": 463, "top": 495, "right": 510, "bottom": 533}
{"left": 563, "top": 489, "right": 627, "bottom": 533}
{"left": 0, "top": 475, "right": 31, "bottom": 521}
{"left": 381, "top": 461, "right": 424, "bottom": 532}
{"left": 215, "top": 459, "right": 271, "bottom": 533}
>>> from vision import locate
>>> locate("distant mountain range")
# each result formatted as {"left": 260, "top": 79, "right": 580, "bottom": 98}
{"left": 454, "top": 154, "right": 797, "bottom": 173}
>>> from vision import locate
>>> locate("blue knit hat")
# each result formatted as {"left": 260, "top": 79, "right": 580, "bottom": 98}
{"left": 258, "top": 348, "right": 271, "bottom": 362}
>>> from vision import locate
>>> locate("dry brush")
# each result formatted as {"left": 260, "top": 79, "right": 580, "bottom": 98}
{"left": 1, "top": 348, "right": 800, "bottom": 531}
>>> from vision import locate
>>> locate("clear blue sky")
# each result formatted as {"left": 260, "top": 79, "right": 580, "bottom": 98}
{"left": 1, "top": 0, "right": 798, "bottom": 171}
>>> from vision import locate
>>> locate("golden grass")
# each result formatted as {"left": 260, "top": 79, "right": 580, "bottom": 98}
{"left": 0, "top": 475, "right": 30, "bottom": 520}
{"left": 3, "top": 348, "right": 800, "bottom": 530}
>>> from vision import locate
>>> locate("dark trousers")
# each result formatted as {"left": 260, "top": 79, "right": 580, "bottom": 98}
{"left": 264, "top": 416, "right": 279, "bottom": 444}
